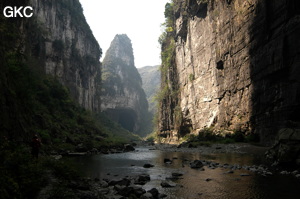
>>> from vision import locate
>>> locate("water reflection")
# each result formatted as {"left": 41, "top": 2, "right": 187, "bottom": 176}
{"left": 71, "top": 147, "right": 300, "bottom": 199}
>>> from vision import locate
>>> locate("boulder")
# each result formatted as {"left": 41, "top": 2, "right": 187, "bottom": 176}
{"left": 132, "top": 186, "right": 146, "bottom": 197}
{"left": 148, "top": 188, "right": 159, "bottom": 198}
{"left": 143, "top": 163, "right": 154, "bottom": 168}
{"left": 266, "top": 128, "right": 300, "bottom": 166}
{"left": 108, "top": 178, "right": 131, "bottom": 186}
{"left": 164, "top": 158, "right": 172, "bottom": 164}
{"left": 134, "top": 174, "right": 151, "bottom": 185}
{"left": 124, "top": 144, "right": 135, "bottom": 152}
{"left": 161, "top": 181, "right": 176, "bottom": 188}
{"left": 190, "top": 160, "right": 203, "bottom": 169}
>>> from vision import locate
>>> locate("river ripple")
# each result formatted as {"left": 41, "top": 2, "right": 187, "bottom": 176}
{"left": 70, "top": 147, "right": 300, "bottom": 199}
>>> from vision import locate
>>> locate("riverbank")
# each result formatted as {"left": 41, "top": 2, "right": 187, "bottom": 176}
{"left": 55, "top": 143, "right": 300, "bottom": 199}
{"left": 37, "top": 143, "right": 300, "bottom": 199}
{"left": 155, "top": 143, "right": 269, "bottom": 156}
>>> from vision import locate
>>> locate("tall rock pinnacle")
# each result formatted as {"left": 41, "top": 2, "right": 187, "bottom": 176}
{"left": 101, "top": 34, "right": 151, "bottom": 136}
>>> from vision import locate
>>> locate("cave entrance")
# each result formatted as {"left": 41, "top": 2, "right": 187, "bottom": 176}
{"left": 104, "top": 108, "right": 137, "bottom": 132}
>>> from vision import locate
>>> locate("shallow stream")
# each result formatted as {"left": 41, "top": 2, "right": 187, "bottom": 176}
{"left": 70, "top": 146, "right": 300, "bottom": 199}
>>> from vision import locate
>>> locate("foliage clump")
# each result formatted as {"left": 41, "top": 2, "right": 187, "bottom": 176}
{"left": 154, "top": 0, "right": 183, "bottom": 138}
{"left": 181, "top": 127, "right": 260, "bottom": 147}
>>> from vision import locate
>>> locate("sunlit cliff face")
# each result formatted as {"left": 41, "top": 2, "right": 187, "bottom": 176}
{"left": 159, "top": 0, "right": 300, "bottom": 146}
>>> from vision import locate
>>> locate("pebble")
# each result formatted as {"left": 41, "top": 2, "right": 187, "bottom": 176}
{"left": 240, "top": 173, "right": 251, "bottom": 176}
{"left": 143, "top": 163, "right": 154, "bottom": 168}
{"left": 161, "top": 181, "right": 176, "bottom": 187}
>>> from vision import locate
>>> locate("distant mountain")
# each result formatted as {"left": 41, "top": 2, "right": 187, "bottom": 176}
{"left": 101, "top": 34, "right": 152, "bottom": 137}
{"left": 138, "top": 65, "right": 160, "bottom": 114}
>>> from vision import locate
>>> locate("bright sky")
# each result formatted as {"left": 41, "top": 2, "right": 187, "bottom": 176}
{"left": 79, "top": 0, "right": 169, "bottom": 68}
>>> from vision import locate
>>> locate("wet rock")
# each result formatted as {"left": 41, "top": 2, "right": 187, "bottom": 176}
{"left": 51, "top": 155, "right": 62, "bottom": 160}
{"left": 89, "top": 148, "right": 98, "bottom": 154}
{"left": 100, "top": 180, "right": 109, "bottom": 188}
{"left": 143, "top": 163, "right": 154, "bottom": 168}
{"left": 280, "top": 171, "right": 290, "bottom": 175}
{"left": 159, "top": 193, "right": 168, "bottom": 198}
{"left": 164, "top": 158, "right": 172, "bottom": 164}
{"left": 98, "top": 187, "right": 110, "bottom": 195}
{"left": 76, "top": 190, "right": 99, "bottom": 199}
{"left": 115, "top": 185, "right": 134, "bottom": 197}
{"left": 141, "top": 192, "right": 153, "bottom": 199}
{"left": 132, "top": 186, "right": 146, "bottom": 197}
{"left": 240, "top": 173, "right": 251, "bottom": 176}
{"left": 124, "top": 144, "right": 135, "bottom": 152}
{"left": 250, "top": 168, "right": 257, "bottom": 172}
{"left": 265, "top": 171, "right": 273, "bottom": 176}
{"left": 172, "top": 172, "right": 183, "bottom": 177}
{"left": 266, "top": 128, "right": 300, "bottom": 166}
{"left": 190, "top": 160, "right": 203, "bottom": 169}
{"left": 108, "top": 178, "right": 131, "bottom": 186}
{"left": 134, "top": 174, "right": 151, "bottom": 185}
{"left": 224, "top": 170, "right": 234, "bottom": 174}
{"left": 292, "top": 170, "right": 299, "bottom": 175}
{"left": 148, "top": 188, "right": 159, "bottom": 198}
{"left": 161, "top": 181, "right": 176, "bottom": 187}
{"left": 75, "top": 143, "right": 88, "bottom": 152}
{"left": 69, "top": 180, "right": 90, "bottom": 191}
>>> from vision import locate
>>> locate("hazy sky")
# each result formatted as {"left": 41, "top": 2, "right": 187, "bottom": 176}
{"left": 79, "top": 0, "right": 169, "bottom": 68}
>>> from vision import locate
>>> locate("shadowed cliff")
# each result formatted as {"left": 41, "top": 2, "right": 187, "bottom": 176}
{"left": 138, "top": 65, "right": 161, "bottom": 115}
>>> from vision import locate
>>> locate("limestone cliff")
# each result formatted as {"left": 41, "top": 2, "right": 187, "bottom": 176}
{"left": 101, "top": 34, "right": 151, "bottom": 136}
{"left": 30, "top": 0, "right": 102, "bottom": 111}
{"left": 138, "top": 65, "right": 161, "bottom": 114}
{"left": 159, "top": 0, "right": 300, "bottom": 145}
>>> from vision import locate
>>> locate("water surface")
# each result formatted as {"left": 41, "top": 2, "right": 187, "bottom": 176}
{"left": 71, "top": 147, "right": 300, "bottom": 199}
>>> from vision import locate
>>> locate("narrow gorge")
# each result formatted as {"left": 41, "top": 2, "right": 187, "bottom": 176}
{"left": 1, "top": 0, "right": 300, "bottom": 198}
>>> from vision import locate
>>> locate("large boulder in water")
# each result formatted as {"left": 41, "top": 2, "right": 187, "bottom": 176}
{"left": 190, "top": 160, "right": 203, "bottom": 169}
{"left": 266, "top": 128, "right": 300, "bottom": 166}
{"left": 124, "top": 144, "right": 135, "bottom": 152}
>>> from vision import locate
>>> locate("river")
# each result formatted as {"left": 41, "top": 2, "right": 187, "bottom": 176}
{"left": 70, "top": 146, "right": 300, "bottom": 199}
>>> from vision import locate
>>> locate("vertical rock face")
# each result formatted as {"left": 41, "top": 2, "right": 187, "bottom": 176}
{"left": 101, "top": 34, "right": 151, "bottom": 136}
{"left": 138, "top": 65, "right": 161, "bottom": 114}
{"left": 159, "top": 0, "right": 300, "bottom": 145}
{"left": 29, "top": 0, "right": 102, "bottom": 111}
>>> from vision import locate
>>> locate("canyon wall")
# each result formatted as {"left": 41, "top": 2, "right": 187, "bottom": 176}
{"left": 159, "top": 0, "right": 300, "bottom": 145}
{"left": 138, "top": 65, "right": 161, "bottom": 115}
{"left": 29, "top": 0, "right": 102, "bottom": 111}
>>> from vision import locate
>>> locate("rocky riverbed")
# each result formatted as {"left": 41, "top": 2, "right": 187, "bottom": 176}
{"left": 39, "top": 143, "right": 300, "bottom": 199}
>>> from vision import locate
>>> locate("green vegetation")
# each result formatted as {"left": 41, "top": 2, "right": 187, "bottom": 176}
{"left": 1, "top": 49, "right": 138, "bottom": 151}
{"left": 155, "top": 0, "right": 183, "bottom": 136}
{"left": 181, "top": 127, "right": 260, "bottom": 147}
{"left": 0, "top": 1, "right": 141, "bottom": 197}
{"left": 137, "top": 65, "right": 160, "bottom": 115}
{"left": 189, "top": 73, "right": 195, "bottom": 82}
{"left": 174, "top": 105, "right": 183, "bottom": 128}
{"left": 0, "top": 142, "right": 87, "bottom": 198}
